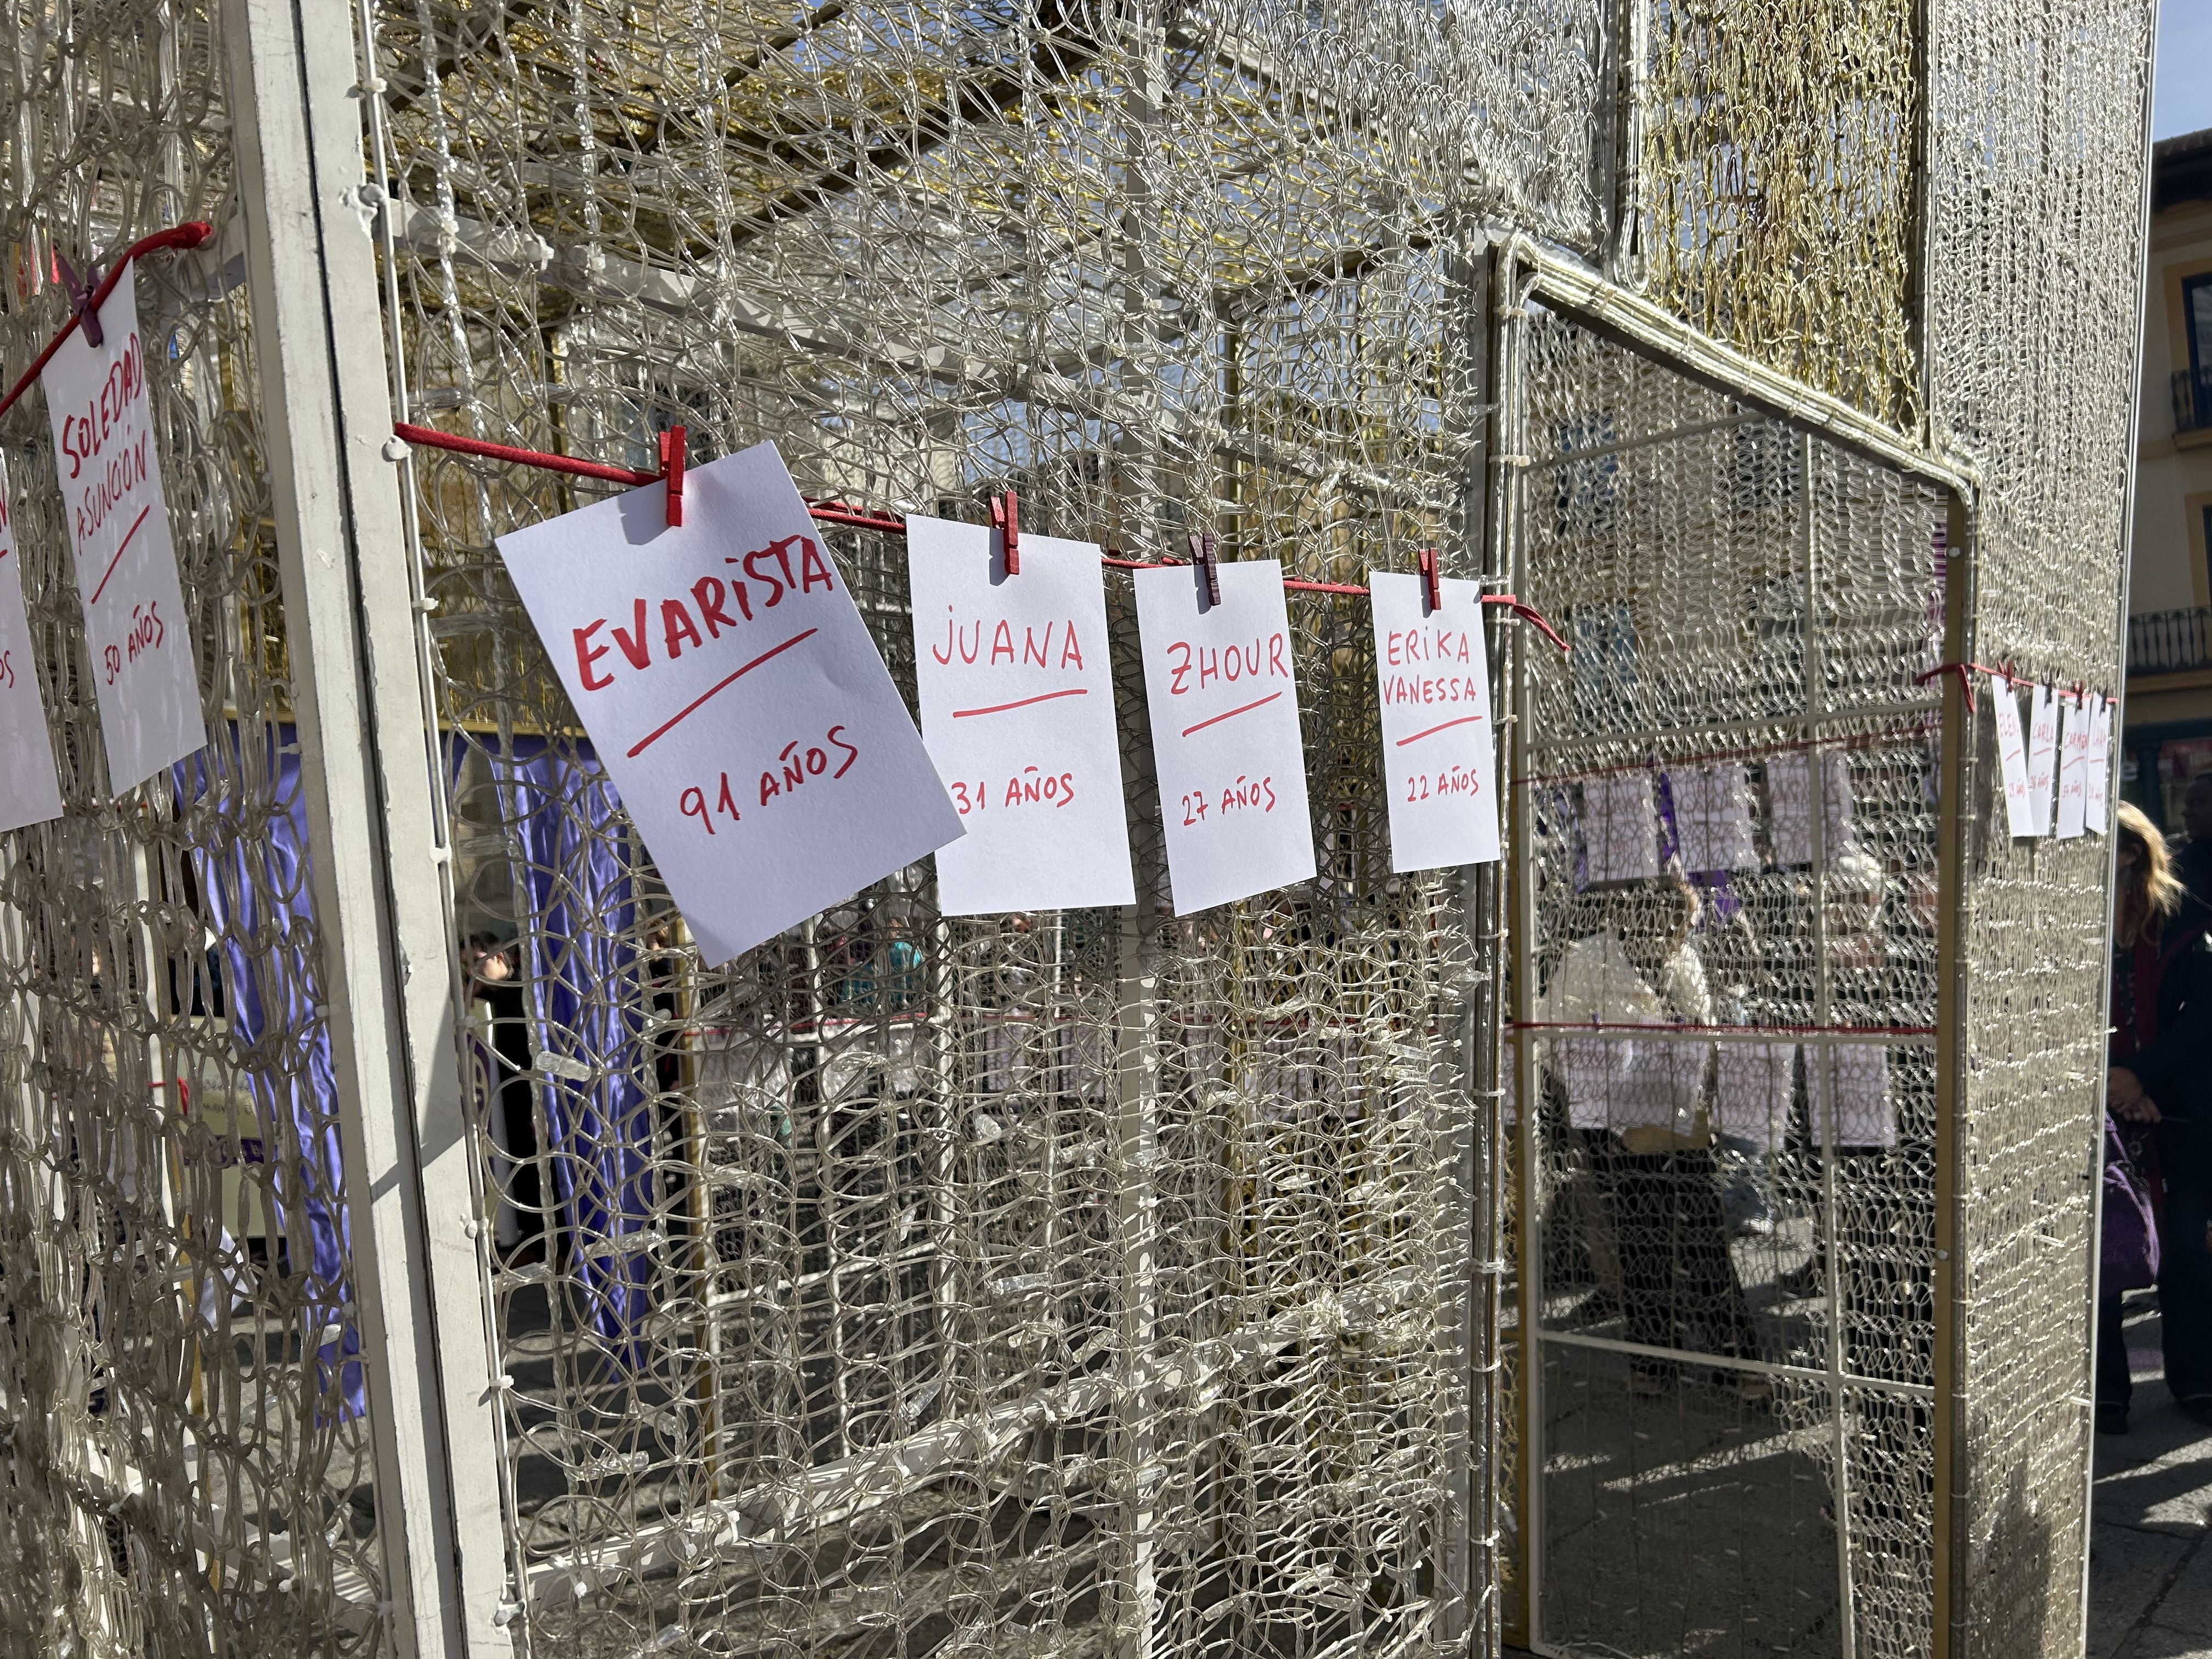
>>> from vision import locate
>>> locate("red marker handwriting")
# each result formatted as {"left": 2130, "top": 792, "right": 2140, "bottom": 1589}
{"left": 1164, "top": 631, "right": 1288, "bottom": 697}
{"left": 99, "top": 598, "right": 166, "bottom": 685}
{"left": 678, "top": 724, "right": 858, "bottom": 836}
{"left": 1181, "top": 774, "right": 1277, "bottom": 825}
{"left": 949, "top": 766, "right": 1078, "bottom": 816}
{"left": 1404, "top": 765, "right": 1483, "bottom": 804}
{"left": 570, "top": 532, "right": 835, "bottom": 693}
{"left": 931, "top": 611, "right": 1086, "bottom": 670}
{"left": 1395, "top": 713, "right": 1483, "bottom": 747}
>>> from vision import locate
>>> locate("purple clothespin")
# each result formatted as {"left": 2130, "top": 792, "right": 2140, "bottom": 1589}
{"left": 1188, "top": 531, "right": 1219, "bottom": 607}
{"left": 53, "top": 252, "right": 103, "bottom": 348}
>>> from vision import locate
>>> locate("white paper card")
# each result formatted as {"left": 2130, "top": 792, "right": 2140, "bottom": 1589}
{"left": 1990, "top": 674, "right": 2035, "bottom": 840}
{"left": 2084, "top": 693, "right": 2111, "bottom": 834}
{"left": 494, "top": 441, "right": 963, "bottom": 964}
{"left": 0, "top": 462, "right": 63, "bottom": 832}
{"left": 2056, "top": 693, "right": 2089, "bottom": 840}
{"left": 2025, "top": 684, "right": 2059, "bottom": 836}
{"left": 1715, "top": 1042, "right": 1797, "bottom": 1154}
{"left": 1814, "top": 1047, "right": 1895, "bottom": 1150}
{"left": 42, "top": 261, "right": 204, "bottom": 791}
{"left": 1669, "top": 763, "right": 1760, "bottom": 874}
{"left": 1767, "top": 752, "right": 1855, "bottom": 866}
{"left": 1582, "top": 772, "right": 1659, "bottom": 883}
{"left": 905, "top": 515, "right": 1134, "bottom": 914}
{"left": 1369, "top": 572, "right": 1499, "bottom": 872}
{"left": 1133, "top": 560, "right": 1314, "bottom": 913}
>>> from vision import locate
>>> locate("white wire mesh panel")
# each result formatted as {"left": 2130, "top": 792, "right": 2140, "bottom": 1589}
{"left": 354, "top": 0, "right": 1510, "bottom": 1649}
{"left": 0, "top": 6, "right": 387, "bottom": 1655}
{"left": 1926, "top": 2, "right": 2149, "bottom": 1654}
{"left": 1508, "top": 307, "right": 1947, "bottom": 1658}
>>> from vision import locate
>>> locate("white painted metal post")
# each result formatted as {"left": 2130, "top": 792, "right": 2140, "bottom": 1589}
{"left": 219, "top": 1, "right": 511, "bottom": 1651}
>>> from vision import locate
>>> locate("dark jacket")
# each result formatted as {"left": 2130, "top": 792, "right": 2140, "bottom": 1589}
{"left": 2122, "top": 913, "right": 2212, "bottom": 1182}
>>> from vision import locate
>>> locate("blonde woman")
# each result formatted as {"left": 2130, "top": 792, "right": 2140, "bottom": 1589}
{"left": 2098, "top": 801, "right": 2212, "bottom": 1435}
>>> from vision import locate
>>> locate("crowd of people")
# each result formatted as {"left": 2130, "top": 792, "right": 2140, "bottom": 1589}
{"left": 2097, "top": 776, "right": 2212, "bottom": 1434}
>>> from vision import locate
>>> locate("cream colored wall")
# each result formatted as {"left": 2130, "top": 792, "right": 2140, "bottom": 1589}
{"left": 2132, "top": 197, "right": 2212, "bottom": 618}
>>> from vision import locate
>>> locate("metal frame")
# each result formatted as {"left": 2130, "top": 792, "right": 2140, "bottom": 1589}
{"left": 220, "top": 0, "right": 508, "bottom": 1653}
{"left": 1498, "top": 227, "right": 1979, "bottom": 1657}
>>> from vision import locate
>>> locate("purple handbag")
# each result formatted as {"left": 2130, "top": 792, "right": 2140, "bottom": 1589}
{"left": 2103, "top": 1114, "right": 2162, "bottom": 1295}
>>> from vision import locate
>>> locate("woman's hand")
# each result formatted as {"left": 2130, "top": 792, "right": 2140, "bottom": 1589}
{"left": 2110, "top": 1066, "right": 2145, "bottom": 1109}
{"left": 2117, "top": 1095, "right": 2164, "bottom": 1125}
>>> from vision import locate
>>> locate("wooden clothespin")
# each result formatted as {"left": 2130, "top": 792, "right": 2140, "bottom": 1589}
{"left": 658, "top": 426, "right": 686, "bottom": 527}
{"left": 990, "top": 488, "right": 1020, "bottom": 574}
{"left": 1188, "top": 531, "right": 1219, "bottom": 607}
{"left": 53, "top": 252, "right": 103, "bottom": 348}
{"left": 1417, "top": 546, "right": 1442, "bottom": 614}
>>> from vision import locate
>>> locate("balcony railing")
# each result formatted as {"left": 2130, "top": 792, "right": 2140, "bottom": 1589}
{"left": 2177, "top": 366, "right": 2212, "bottom": 436}
{"left": 2130, "top": 607, "right": 2212, "bottom": 676}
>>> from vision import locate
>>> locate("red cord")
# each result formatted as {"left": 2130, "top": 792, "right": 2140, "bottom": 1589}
{"left": 0, "top": 222, "right": 216, "bottom": 422}
{"left": 394, "top": 421, "right": 659, "bottom": 487}
{"left": 1511, "top": 1019, "right": 1936, "bottom": 1039}
{"left": 1517, "top": 713, "right": 1942, "bottom": 788}
{"left": 386, "top": 420, "right": 1573, "bottom": 653}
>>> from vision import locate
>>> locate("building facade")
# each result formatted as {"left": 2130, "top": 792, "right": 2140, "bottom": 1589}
{"left": 2124, "top": 129, "right": 2212, "bottom": 826}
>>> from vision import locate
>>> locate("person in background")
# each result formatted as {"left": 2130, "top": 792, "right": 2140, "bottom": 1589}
{"left": 2099, "top": 802, "right": 2212, "bottom": 1433}
{"left": 2172, "top": 772, "right": 2212, "bottom": 919}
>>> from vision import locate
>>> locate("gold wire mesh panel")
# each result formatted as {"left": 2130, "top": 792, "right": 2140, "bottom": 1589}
{"left": 0, "top": 5, "right": 386, "bottom": 1656}
{"left": 1505, "top": 306, "right": 1948, "bottom": 1658}
{"left": 354, "top": 0, "right": 1515, "bottom": 1649}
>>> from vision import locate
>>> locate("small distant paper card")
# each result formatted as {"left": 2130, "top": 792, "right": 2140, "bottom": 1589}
{"left": 1767, "top": 753, "right": 1855, "bottom": 866}
{"left": 1669, "top": 763, "right": 1759, "bottom": 875}
{"left": 2056, "top": 692, "right": 2089, "bottom": 840}
{"left": 0, "top": 461, "right": 63, "bottom": 832}
{"left": 1990, "top": 673, "right": 2036, "bottom": 840}
{"left": 905, "top": 515, "right": 1134, "bottom": 914}
{"left": 1368, "top": 571, "right": 1499, "bottom": 873}
{"left": 42, "top": 260, "right": 204, "bottom": 792}
{"left": 1133, "top": 560, "right": 1314, "bottom": 914}
{"left": 2084, "top": 692, "right": 2111, "bottom": 834}
{"left": 1581, "top": 772, "right": 1658, "bottom": 884}
{"left": 2025, "top": 684, "right": 2059, "bottom": 836}
{"left": 495, "top": 441, "right": 963, "bottom": 964}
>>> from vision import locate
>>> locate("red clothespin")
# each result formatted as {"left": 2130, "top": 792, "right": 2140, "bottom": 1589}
{"left": 53, "top": 252, "right": 103, "bottom": 348}
{"left": 1189, "top": 531, "right": 1219, "bottom": 606}
{"left": 1417, "top": 546, "right": 1443, "bottom": 614}
{"left": 658, "top": 426, "right": 686, "bottom": 527}
{"left": 990, "top": 489, "right": 1020, "bottom": 575}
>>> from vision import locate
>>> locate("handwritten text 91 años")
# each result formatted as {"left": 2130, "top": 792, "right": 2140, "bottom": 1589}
{"left": 572, "top": 532, "right": 836, "bottom": 692}
{"left": 679, "top": 725, "right": 857, "bottom": 836}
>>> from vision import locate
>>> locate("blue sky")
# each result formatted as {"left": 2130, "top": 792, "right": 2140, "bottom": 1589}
{"left": 2158, "top": 0, "right": 2212, "bottom": 140}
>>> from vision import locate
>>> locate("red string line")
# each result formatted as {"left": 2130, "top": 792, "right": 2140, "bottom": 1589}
{"left": 395, "top": 422, "right": 660, "bottom": 487}
{"left": 1517, "top": 713, "right": 1941, "bottom": 788}
{"left": 1511, "top": 1019, "right": 1936, "bottom": 1039}
{"left": 0, "top": 223, "right": 216, "bottom": 422}
{"left": 388, "top": 421, "right": 1571, "bottom": 652}
{"left": 1913, "top": 659, "right": 2107, "bottom": 716}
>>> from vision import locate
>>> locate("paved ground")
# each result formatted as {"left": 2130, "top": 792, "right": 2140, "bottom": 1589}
{"left": 2092, "top": 1296, "right": 2212, "bottom": 1658}
{"left": 1503, "top": 1293, "right": 2212, "bottom": 1657}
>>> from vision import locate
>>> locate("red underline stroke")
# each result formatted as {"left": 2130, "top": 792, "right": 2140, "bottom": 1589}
{"left": 1394, "top": 713, "right": 1484, "bottom": 747}
{"left": 88, "top": 503, "right": 152, "bottom": 607}
{"left": 625, "top": 628, "right": 817, "bottom": 758}
{"left": 952, "top": 687, "right": 1089, "bottom": 719}
{"left": 1181, "top": 690, "right": 1282, "bottom": 738}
